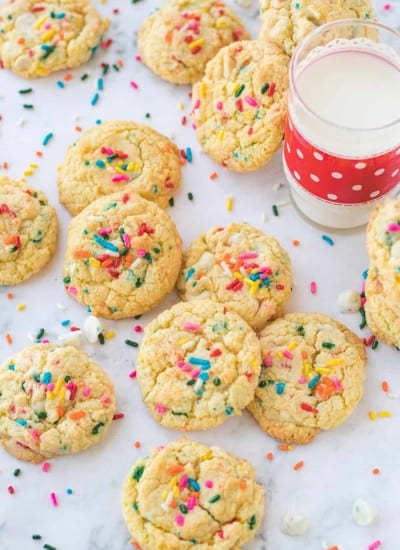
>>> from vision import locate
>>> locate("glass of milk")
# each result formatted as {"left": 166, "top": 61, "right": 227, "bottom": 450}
{"left": 283, "top": 19, "right": 400, "bottom": 229}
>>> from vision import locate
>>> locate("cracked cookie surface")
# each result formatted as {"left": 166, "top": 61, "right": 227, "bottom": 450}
{"left": 122, "top": 437, "right": 265, "bottom": 549}
{"left": 191, "top": 40, "right": 289, "bottom": 171}
{"left": 137, "top": 300, "right": 261, "bottom": 430}
{"left": 0, "top": 0, "right": 104, "bottom": 78}
{"left": 177, "top": 223, "right": 293, "bottom": 332}
{"left": 248, "top": 313, "right": 366, "bottom": 444}
{"left": 0, "top": 176, "right": 57, "bottom": 286}
{"left": 0, "top": 344, "right": 116, "bottom": 464}
{"left": 63, "top": 191, "right": 182, "bottom": 319}
{"left": 138, "top": 0, "right": 249, "bottom": 85}
{"left": 258, "top": 0, "right": 375, "bottom": 55}
{"left": 58, "top": 120, "right": 181, "bottom": 215}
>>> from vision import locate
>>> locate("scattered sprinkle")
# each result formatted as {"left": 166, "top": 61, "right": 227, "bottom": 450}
{"left": 322, "top": 234, "right": 334, "bottom": 246}
{"left": 42, "top": 132, "right": 53, "bottom": 146}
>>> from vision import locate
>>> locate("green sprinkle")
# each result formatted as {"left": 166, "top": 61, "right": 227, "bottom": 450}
{"left": 36, "top": 328, "right": 45, "bottom": 340}
{"left": 145, "top": 113, "right": 151, "bottom": 118}
{"left": 125, "top": 339, "right": 138, "bottom": 347}
{"left": 91, "top": 422, "right": 105, "bottom": 435}
{"left": 213, "top": 377, "right": 221, "bottom": 386}
{"left": 64, "top": 375, "right": 71, "bottom": 382}
{"left": 260, "top": 83, "right": 270, "bottom": 94}
{"left": 112, "top": 64, "right": 120, "bottom": 72}
{"left": 234, "top": 84, "right": 245, "bottom": 97}
{"left": 272, "top": 204, "right": 279, "bottom": 217}
{"left": 63, "top": 276, "right": 71, "bottom": 284}
{"left": 32, "top": 230, "right": 43, "bottom": 243}
{"left": 23, "top": 104, "right": 34, "bottom": 109}
{"left": 372, "top": 340, "right": 379, "bottom": 350}
{"left": 153, "top": 247, "right": 160, "bottom": 254}
{"left": 225, "top": 406, "right": 234, "bottom": 415}
{"left": 43, "top": 545, "right": 57, "bottom": 550}
{"left": 171, "top": 411, "right": 188, "bottom": 417}
{"left": 132, "top": 465, "right": 145, "bottom": 482}
{"left": 32, "top": 534, "right": 42, "bottom": 540}
{"left": 209, "top": 494, "right": 221, "bottom": 503}
{"left": 41, "top": 45, "right": 56, "bottom": 59}
{"left": 258, "top": 380, "right": 267, "bottom": 388}
{"left": 134, "top": 315, "right": 142, "bottom": 320}
{"left": 19, "top": 88, "right": 32, "bottom": 94}
{"left": 102, "top": 64, "right": 109, "bottom": 75}
{"left": 35, "top": 411, "right": 47, "bottom": 420}
{"left": 296, "top": 325, "right": 305, "bottom": 336}
{"left": 98, "top": 333, "right": 105, "bottom": 345}
{"left": 188, "top": 192, "right": 194, "bottom": 201}
{"left": 186, "top": 379, "right": 196, "bottom": 386}
{"left": 81, "top": 73, "right": 89, "bottom": 81}
{"left": 179, "top": 504, "right": 188, "bottom": 514}
{"left": 248, "top": 515, "right": 257, "bottom": 530}
{"left": 169, "top": 197, "right": 175, "bottom": 207}
{"left": 13, "top": 468, "right": 21, "bottom": 477}
{"left": 359, "top": 307, "right": 367, "bottom": 329}
{"left": 322, "top": 342, "right": 335, "bottom": 349}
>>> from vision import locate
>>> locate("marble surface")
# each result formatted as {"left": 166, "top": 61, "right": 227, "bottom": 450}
{"left": 0, "top": 1, "right": 400, "bottom": 549}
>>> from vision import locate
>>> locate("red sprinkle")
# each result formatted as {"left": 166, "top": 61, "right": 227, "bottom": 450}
{"left": 113, "top": 413, "right": 125, "bottom": 420}
{"left": 210, "top": 349, "right": 222, "bottom": 357}
{"left": 7, "top": 486, "right": 15, "bottom": 494}
{"left": 129, "top": 370, "right": 137, "bottom": 379}
{"left": 300, "top": 402, "right": 316, "bottom": 413}
{"left": 267, "top": 82, "right": 276, "bottom": 96}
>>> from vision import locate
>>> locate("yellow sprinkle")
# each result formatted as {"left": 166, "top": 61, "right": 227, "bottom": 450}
{"left": 243, "top": 278, "right": 252, "bottom": 287}
{"left": 303, "top": 362, "right": 312, "bottom": 376}
{"left": 41, "top": 28, "right": 56, "bottom": 42}
{"left": 250, "top": 268, "right": 259, "bottom": 274}
{"left": 24, "top": 169, "right": 34, "bottom": 176}
{"left": 377, "top": 411, "right": 391, "bottom": 418}
{"left": 249, "top": 281, "right": 260, "bottom": 296}
{"left": 188, "top": 38, "right": 205, "bottom": 50}
{"left": 20, "top": 178, "right": 26, "bottom": 184}
{"left": 250, "top": 359, "right": 258, "bottom": 369}
{"left": 162, "top": 490, "right": 168, "bottom": 501}
{"left": 287, "top": 341, "right": 298, "bottom": 351}
{"left": 218, "top": 130, "right": 224, "bottom": 141}
{"left": 178, "top": 338, "right": 190, "bottom": 346}
{"left": 215, "top": 19, "right": 227, "bottom": 28}
{"left": 178, "top": 102, "right": 185, "bottom": 110}
{"left": 114, "top": 166, "right": 127, "bottom": 174}
{"left": 369, "top": 411, "right": 377, "bottom": 421}
{"left": 103, "top": 16, "right": 110, "bottom": 29}
{"left": 326, "top": 358, "right": 344, "bottom": 367}
{"left": 36, "top": 67, "right": 50, "bottom": 76}
{"left": 173, "top": 486, "right": 180, "bottom": 499}
{"left": 89, "top": 257, "right": 101, "bottom": 268}
{"left": 53, "top": 377, "right": 63, "bottom": 396}
{"left": 200, "top": 82, "right": 207, "bottom": 98}
{"left": 46, "top": 391, "right": 55, "bottom": 400}
{"left": 16, "top": 304, "right": 26, "bottom": 311}
{"left": 58, "top": 386, "right": 66, "bottom": 403}
{"left": 200, "top": 451, "right": 213, "bottom": 460}
{"left": 315, "top": 367, "right": 332, "bottom": 375}
{"left": 276, "top": 350, "right": 284, "bottom": 359}
{"left": 233, "top": 272, "right": 243, "bottom": 280}
{"left": 104, "top": 331, "right": 115, "bottom": 340}
{"left": 169, "top": 476, "right": 177, "bottom": 488}
{"left": 244, "top": 111, "right": 253, "bottom": 120}
{"left": 34, "top": 15, "right": 47, "bottom": 29}
{"left": 29, "top": 163, "right": 38, "bottom": 169}
{"left": 226, "top": 196, "right": 233, "bottom": 211}
{"left": 127, "top": 162, "right": 139, "bottom": 172}
{"left": 231, "top": 82, "right": 241, "bottom": 95}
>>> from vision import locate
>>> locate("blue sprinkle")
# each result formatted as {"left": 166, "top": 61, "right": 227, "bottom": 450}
{"left": 188, "top": 357, "right": 211, "bottom": 368}
{"left": 188, "top": 478, "right": 200, "bottom": 491}
{"left": 56, "top": 12, "right": 65, "bottom": 18}
{"left": 91, "top": 93, "right": 100, "bottom": 106}
{"left": 42, "top": 132, "right": 54, "bottom": 146}
{"left": 185, "top": 267, "right": 195, "bottom": 282}
{"left": 95, "top": 119, "right": 102, "bottom": 125}
{"left": 322, "top": 234, "right": 334, "bottom": 246}
{"left": 96, "top": 160, "right": 106, "bottom": 168}
{"left": 66, "top": 488, "right": 73, "bottom": 494}
{"left": 61, "top": 320, "right": 70, "bottom": 326}
{"left": 42, "top": 372, "right": 52, "bottom": 384}
{"left": 56, "top": 80, "right": 65, "bottom": 89}
{"left": 262, "top": 278, "right": 270, "bottom": 288}
{"left": 93, "top": 234, "right": 119, "bottom": 252}
{"left": 186, "top": 147, "right": 193, "bottom": 163}
{"left": 8, "top": 364, "right": 15, "bottom": 371}
{"left": 308, "top": 375, "right": 320, "bottom": 390}
{"left": 249, "top": 273, "right": 260, "bottom": 281}
{"left": 15, "top": 419, "right": 27, "bottom": 426}
{"left": 199, "top": 372, "right": 209, "bottom": 381}
{"left": 97, "top": 78, "right": 104, "bottom": 91}
{"left": 41, "top": 44, "right": 51, "bottom": 51}
{"left": 362, "top": 269, "right": 369, "bottom": 280}
{"left": 225, "top": 406, "right": 234, "bottom": 415}
{"left": 276, "top": 382, "right": 286, "bottom": 394}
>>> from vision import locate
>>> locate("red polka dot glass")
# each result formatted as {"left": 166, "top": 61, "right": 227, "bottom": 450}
{"left": 283, "top": 20, "right": 400, "bottom": 228}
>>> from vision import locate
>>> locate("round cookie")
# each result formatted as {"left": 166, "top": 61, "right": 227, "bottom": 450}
{"left": 58, "top": 120, "right": 181, "bottom": 215}
{"left": 177, "top": 223, "right": 293, "bottom": 332}
{"left": 258, "top": 0, "right": 375, "bottom": 56}
{"left": 0, "top": 0, "right": 104, "bottom": 79}
{"left": 191, "top": 40, "right": 289, "bottom": 171}
{"left": 0, "top": 177, "right": 58, "bottom": 286}
{"left": 0, "top": 344, "right": 116, "bottom": 464}
{"left": 137, "top": 300, "right": 261, "bottom": 430}
{"left": 122, "top": 437, "right": 265, "bottom": 550}
{"left": 63, "top": 191, "right": 182, "bottom": 319}
{"left": 247, "top": 313, "right": 366, "bottom": 444}
{"left": 137, "top": 0, "right": 249, "bottom": 85}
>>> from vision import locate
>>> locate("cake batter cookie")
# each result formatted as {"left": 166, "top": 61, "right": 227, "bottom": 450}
{"left": 248, "top": 313, "right": 366, "bottom": 444}
{"left": 58, "top": 120, "right": 181, "bottom": 215}
{"left": 122, "top": 437, "right": 265, "bottom": 550}
{"left": 177, "top": 223, "right": 293, "bottom": 332}
{"left": 0, "top": 344, "right": 116, "bottom": 464}
{"left": 63, "top": 191, "right": 182, "bottom": 319}
{"left": 191, "top": 40, "right": 289, "bottom": 171}
{"left": 0, "top": 0, "right": 104, "bottom": 79}
{"left": 137, "top": 300, "right": 261, "bottom": 430}
{"left": 0, "top": 177, "right": 57, "bottom": 286}
{"left": 258, "top": 0, "right": 375, "bottom": 56}
{"left": 137, "top": 0, "right": 249, "bottom": 85}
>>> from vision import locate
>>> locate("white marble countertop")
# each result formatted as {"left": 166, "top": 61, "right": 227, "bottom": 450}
{"left": 0, "top": 1, "right": 400, "bottom": 549}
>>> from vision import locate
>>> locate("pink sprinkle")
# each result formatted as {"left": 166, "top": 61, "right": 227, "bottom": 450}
{"left": 191, "top": 368, "right": 201, "bottom": 379}
{"left": 47, "top": 383, "right": 55, "bottom": 391}
{"left": 193, "top": 99, "right": 200, "bottom": 110}
{"left": 112, "top": 174, "right": 130, "bottom": 183}
{"left": 50, "top": 492, "right": 58, "bottom": 507}
{"left": 260, "top": 266, "right": 273, "bottom": 275}
{"left": 244, "top": 96, "right": 259, "bottom": 107}
{"left": 155, "top": 403, "right": 168, "bottom": 414}
{"left": 129, "top": 370, "right": 137, "bottom": 378}
{"left": 183, "top": 322, "right": 202, "bottom": 331}
{"left": 332, "top": 377, "right": 343, "bottom": 391}
{"left": 30, "top": 429, "right": 40, "bottom": 441}
{"left": 310, "top": 281, "right": 317, "bottom": 294}
{"left": 216, "top": 101, "right": 223, "bottom": 110}
{"left": 368, "top": 541, "right": 382, "bottom": 550}
{"left": 175, "top": 514, "right": 184, "bottom": 526}
{"left": 82, "top": 387, "right": 91, "bottom": 397}
{"left": 98, "top": 228, "right": 112, "bottom": 235}
{"left": 239, "top": 252, "right": 258, "bottom": 259}
{"left": 65, "top": 381, "right": 75, "bottom": 390}
{"left": 42, "top": 462, "right": 50, "bottom": 473}
{"left": 264, "top": 355, "right": 273, "bottom": 367}
{"left": 298, "top": 376, "right": 308, "bottom": 384}
{"left": 361, "top": 297, "right": 367, "bottom": 306}
{"left": 123, "top": 233, "right": 131, "bottom": 248}
{"left": 187, "top": 496, "right": 196, "bottom": 510}
{"left": 101, "top": 146, "right": 114, "bottom": 155}
{"left": 217, "top": 530, "right": 224, "bottom": 539}
{"left": 134, "top": 325, "right": 142, "bottom": 332}
{"left": 282, "top": 350, "right": 293, "bottom": 360}
{"left": 137, "top": 249, "right": 146, "bottom": 257}
{"left": 68, "top": 286, "right": 78, "bottom": 296}
{"left": 205, "top": 480, "right": 213, "bottom": 488}
{"left": 42, "top": 339, "right": 50, "bottom": 343}
{"left": 388, "top": 223, "right": 400, "bottom": 232}
{"left": 130, "top": 81, "right": 139, "bottom": 90}
{"left": 179, "top": 475, "right": 189, "bottom": 489}
{"left": 384, "top": 3, "right": 391, "bottom": 9}
{"left": 135, "top": 55, "right": 142, "bottom": 61}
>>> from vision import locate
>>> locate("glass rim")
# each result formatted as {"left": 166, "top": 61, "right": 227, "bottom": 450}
{"left": 290, "top": 18, "right": 400, "bottom": 132}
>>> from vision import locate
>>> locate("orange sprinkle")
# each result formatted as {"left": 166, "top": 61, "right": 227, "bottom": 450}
{"left": 266, "top": 452, "right": 274, "bottom": 460}
{"left": 293, "top": 461, "right": 304, "bottom": 471}
{"left": 7, "top": 292, "right": 14, "bottom": 299}
{"left": 124, "top": 253, "right": 133, "bottom": 268}
{"left": 101, "top": 258, "right": 113, "bottom": 268}
{"left": 36, "top": 151, "right": 43, "bottom": 157}
{"left": 382, "top": 380, "right": 389, "bottom": 393}
{"left": 210, "top": 172, "right": 218, "bottom": 180}
{"left": 17, "top": 37, "right": 25, "bottom": 44}
{"left": 75, "top": 126, "right": 82, "bottom": 132}
{"left": 179, "top": 158, "right": 187, "bottom": 166}
{"left": 239, "top": 481, "right": 247, "bottom": 490}
{"left": 134, "top": 441, "right": 141, "bottom": 448}
{"left": 117, "top": 59, "right": 124, "bottom": 67}
{"left": 2, "top": 162, "right": 9, "bottom": 169}
{"left": 372, "top": 468, "right": 380, "bottom": 475}
{"left": 69, "top": 411, "right": 87, "bottom": 421}
{"left": 169, "top": 499, "right": 177, "bottom": 509}
{"left": 56, "top": 407, "right": 65, "bottom": 418}
{"left": 132, "top": 541, "right": 142, "bottom": 549}
{"left": 279, "top": 444, "right": 294, "bottom": 451}
{"left": 301, "top": 350, "right": 308, "bottom": 359}
{"left": 4, "top": 236, "right": 16, "bottom": 245}
{"left": 73, "top": 249, "right": 91, "bottom": 259}
{"left": 64, "top": 73, "right": 73, "bottom": 81}
{"left": 5, "top": 333, "right": 12, "bottom": 345}
{"left": 167, "top": 464, "right": 185, "bottom": 474}
{"left": 328, "top": 547, "right": 339, "bottom": 550}
{"left": 292, "top": 239, "right": 300, "bottom": 246}
{"left": 165, "top": 29, "right": 173, "bottom": 43}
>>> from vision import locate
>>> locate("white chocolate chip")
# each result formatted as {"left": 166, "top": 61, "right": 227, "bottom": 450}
{"left": 281, "top": 512, "right": 310, "bottom": 536}
{"left": 390, "top": 240, "right": 400, "bottom": 259}
{"left": 58, "top": 331, "right": 82, "bottom": 349}
{"left": 338, "top": 290, "right": 361, "bottom": 313}
{"left": 352, "top": 498, "right": 377, "bottom": 526}
{"left": 83, "top": 316, "right": 104, "bottom": 344}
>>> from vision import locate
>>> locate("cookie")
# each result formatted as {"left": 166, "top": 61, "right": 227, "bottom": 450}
{"left": 0, "top": 0, "right": 104, "bottom": 79}
{"left": 177, "top": 223, "right": 293, "bottom": 332}
{"left": 0, "top": 177, "right": 58, "bottom": 286}
{"left": 122, "top": 437, "right": 265, "bottom": 550}
{"left": 247, "top": 313, "right": 366, "bottom": 444}
{"left": 137, "top": 300, "right": 261, "bottom": 431}
{"left": 137, "top": 0, "right": 249, "bottom": 85}
{"left": 258, "top": 0, "right": 375, "bottom": 56}
{"left": 58, "top": 120, "right": 181, "bottom": 216}
{"left": 191, "top": 40, "right": 289, "bottom": 171}
{"left": 63, "top": 191, "right": 182, "bottom": 319}
{"left": 0, "top": 344, "right": 116, "bottom": 464}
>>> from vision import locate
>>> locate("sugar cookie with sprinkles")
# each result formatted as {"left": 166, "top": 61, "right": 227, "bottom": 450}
{"left": 137, "top": 300, "right": 261, "bottom": 430}
{"left": 122, "top": 437, "right": 265, "bottom": 549}
{"left": 137, "top": 0, "right": 249, "bottom": 85}
{"left": 191, "top": 40, "right": 289, "bottom": 171}
{"left": 0, "top": 176, "right": 58, "bottom": 286}
{"left": 63, "top": 191, "right": 182, "bottom": 319}
{"left": 0, "top": 344, "right": 116, "bottom": 464}
{"left": 177, "top": 223, "right": 293, "bottom": 332}
{"left": 0, "top": 0, "right": 104, "bottom": 79}
{"left": 248, "top": 313, "right": 367, "bottom": 444}
{"left": 58, "top": 120, "right": 181, "bottom": 216}
{"left": 258, "top": 0, "right": 375, "bottom": 56}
